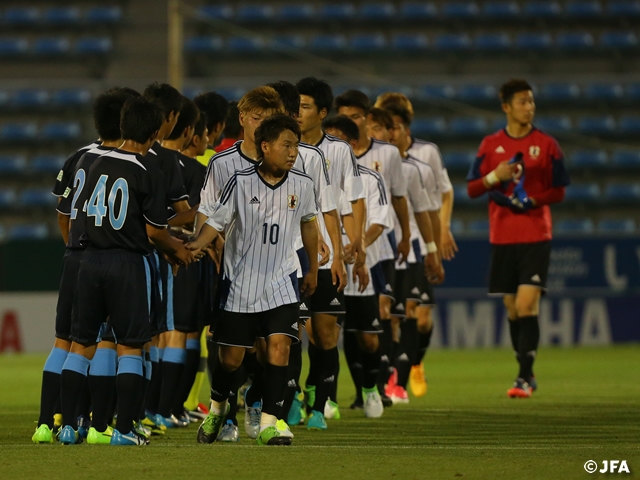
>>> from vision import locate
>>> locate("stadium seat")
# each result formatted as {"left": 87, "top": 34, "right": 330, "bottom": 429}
{"left": 318, "top": 4, "right": 357, "bottom": 21}
{"left": 452, "top": 184, "right": 474, "bottom": 206}
{"left": 11, "top": 89, "right": 49, "bottom": 108}
{"left": 0, "top": 90, "right": 8, "bottom": 106}
{"left": 4, "top": 7, "right": 40, "bottom": 25}
{"left": 565, "top": 1, "right": 602, "bottom": 18}
{"left": 369, "top": 85, "right": 414, "bottom": 99}
{"left": 416, "top": 85, "right": 455, "bottom": 100}
{"left": 475, "top": 33, "right": 512, "bottom": 51}
{"left": 226, "top": 36, "right": 265, "bottom": 53}
{"left": 515, "top": 33, "right": 553, "bottom": 50}
{"left": 84, "top": 6, "right": 123, "bottom": 24}
{"left": 398, "top": 2, "right": 438, "bottom": 20}
{"left": 75, "top": 37, "right": 113, "bottom": 55}
{"left": 20, "top": 189, "right": 57, "bottom": 208}
{"left": 523, "top": 1, "right": 562, "bottom": 18}
{"left": 619, "top": 116, "right": 640, "bottom": 135}
{"left": 0, "top": 38, "right": 29, "bottom": 56}
{"left": 450, "top": 219, "right": 464, "bottom": 235}
{"left": 449, "top": 117, "right": 488, "bottom": 136}
{"left": 0, "top": 156, "right": 26, "bottom": 174}
{"left": 236, "top": 5, "right": 274, "bottom": 22}
{"left": 604, "top": 183, "right": 640, "bottom": 202}
{"left": 43, "top": 7, "right": 80, "bottom": 25}
{"left": 359, "top": 3, "right": 396, "bottom": 21}
{"left": 611, "top": 150, "right": 640, "bottom": 169}
{"left": 597, "top": 219, "right": 636, "bottom": 233}
{"left": 557, "top": 32, "right": 595, "bottom": 50}
{"left": 600, "top": 32, "right": 638, "bottom": 50}
{"left": 309, "top": 34, "right": 348, "bottom": 51}
{"left": 31, "top": 155, "right": 66, "bottom": 173}
{"left": 270, "top": 35, "right": 306, "bottom": 51}
{"left": 185, "top": 37, "right": 223, "bottom": 53}
{"left": 534, "top": 115, "right": 572, "bottom": 132}
{"left": 391, "top": 34, "right": 429, "bottom": 51}
{"left": 570, "top": 150, "right": 609, "bottom": 169}
{"left": 434, "top": 33, "right": 472, "bottom": 51}
{"left": 555, "top": 219, "right": 594, "bottom": 234}
{"left": 577, "top": 116, "right": 616, "bottom": 135}
{"left": 456, "top": 84, "right": 497, "bottom": 103}
{"left": 198, "top": 5, "right": 234, "bottom": 20}
{"left": 52, "top": 89, "right": 92, "bottom": 107}
{"left": 483, "top": 2, "right": 520, "bottom": 18}
{"left": 0, "top": 189, "right": 18, "bottom": 209}
{"left": 442, "top": 2, "right": 480, "bottom": 18}
{"left": 584, "top": 83, "right": 624, "bottom": 101}
{"left": 443, "top": 151, "right": 475, "bottom": 172}
{"left": 350, "top": 34, "right": 387, "bottom": 52}
{"left": 491, "top": 117, "right": 506, "bottom": 131}
{"left": 467, "top": 219, "right": 490, "bottom": 234}
{"left": 40, "top": 122, "right": 81, "bottom": 141}
{"left": 33, "top": 37, "right": 71, "bottom": 56}
{"left": 626, "top": 84, "right": 640, "bottom": 102}
{"left": 607, "top": 1, "right": 640, "bottom": 17}
{"left": 213, "top": 86, "right": 247, "bottom": 101}
{"left": 0, "top": 122, "right": 38, "bottom": 142}
{"left": 563, "top": 183, "right": 600, "bottom": 202}
{"left": 8, "top": 224, "right": 49, "bottom": 240}
{"left": 538, "top": 83, "right": 580, "bottom": 102}
{"left": 277, "top": 4, "right": 315, "bottom": 22}
{"left": 411, "top": 117, "right": 446, "bottom": 137}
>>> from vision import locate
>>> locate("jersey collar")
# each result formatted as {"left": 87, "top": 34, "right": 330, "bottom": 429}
{"left": 237, "top": 141, "right": 259, "bottom": 164}
{"left": 503, "top": 125, "right": 537, "bottom": 140}
{"left": 255, "top": 163, "right": 289, "bottom": 190}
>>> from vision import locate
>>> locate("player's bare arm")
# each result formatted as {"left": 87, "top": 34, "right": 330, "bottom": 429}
{"left": 323, "top": 208, "right": 347, "bottom": 291}
{"left": 391, "top": 195, "right": 411, "bottom": 263}
{"left": 300, "top": 216, "right": 319, "bottom": 297}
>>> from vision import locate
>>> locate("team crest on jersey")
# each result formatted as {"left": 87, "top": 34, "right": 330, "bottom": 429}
{"left": 287, "top": 194, "right": 298, "bottom": 209}
{"left": 529, "top": 146, "right": 540, "bottom": 158}
{"left": 372, "top": 161, "right": 382, "bottom": 172}
{"left": 325, "top": 158, "right": 331, "bottom": 170}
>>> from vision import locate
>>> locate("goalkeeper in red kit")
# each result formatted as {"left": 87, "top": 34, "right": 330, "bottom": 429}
{"left": 467, "top": 79, "right": 570, "bottom": 398}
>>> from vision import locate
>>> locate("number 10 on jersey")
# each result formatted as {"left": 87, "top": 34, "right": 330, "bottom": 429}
{"left": 262, "top": 223, "right": 279, "bottom": 245}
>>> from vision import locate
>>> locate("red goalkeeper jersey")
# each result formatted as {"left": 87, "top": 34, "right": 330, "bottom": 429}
{"left": 467, "top": 127, "right": 570, "bottom": 245}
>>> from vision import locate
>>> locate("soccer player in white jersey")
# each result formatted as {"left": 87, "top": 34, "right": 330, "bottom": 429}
{"left": 189, "top": 114, "right": 319, "bottom": 446}
{"left": 335, "top": 90, "right": 411, "bottom": 406}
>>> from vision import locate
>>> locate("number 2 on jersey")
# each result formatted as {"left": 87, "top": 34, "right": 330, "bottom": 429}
{"left": 262, "top": 223, "right": 279, "bottom": 245}
{"left": 70, "top": 169, "right": 86, "bottom": 220}
{"left": 87, "top": 174, "right": 129, "bottom": 229}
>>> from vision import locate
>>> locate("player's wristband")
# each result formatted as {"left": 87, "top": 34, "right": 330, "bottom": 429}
{"left": 484, "top": 171, "right": 500, "bottom": 186}
{"left": 426, "top": 241, "right": 438, "bottom": 253}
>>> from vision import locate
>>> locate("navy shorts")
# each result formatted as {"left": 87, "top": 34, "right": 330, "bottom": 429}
{"left": 55, "top": 249, "right": 83, "bottom": 341}
{"left": 379, "top": 259, "right": 396, "bottom": 299}
{"left": 172, "top": 262, "right": 204, "bottom": 333}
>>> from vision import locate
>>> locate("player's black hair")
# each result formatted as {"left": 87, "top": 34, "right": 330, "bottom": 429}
{"left": 368, "top": 107, "right": 394, "bottom": 130}
{"left": 254, "top": 114, "right": 301, "bottom": 160}
{"left": 322, "top": 115, "right": 359, "bottom": 143}
{"left": 143, "top": 82, "right": 183, "bottom": 119}
{"left": 118, "top": 87, "right": 141, "bottom": 98}
{"left": 334, "top": 89, "right": 371, "bottom": 115}
{"left": 499, "top": 79, "right": 533, "bottom": 104}
{"left": 167, "top": 96, "right": 199, "bottom": 140}
{"left": 120, "top": 97, "right": 164, "bottom": 144}
{"left": 193, "top": 91, "right": 229, "bottom": 132}
{"left": 92, "top": 87, "right": 138, "bottom": 141}
{"left": 296, "top": 77, "right": 333, "bottom": 114}
{"left": 193, "top": 111, "right": 207, "bottom": 139}
{"left": 267, "top": 81, "right": 300, "bottom": 117}
{"left": 383, "top": 102, "right": 412, "bottom": 126}
{"left": 223, "top": 101, "right": 242, "bottom": 139}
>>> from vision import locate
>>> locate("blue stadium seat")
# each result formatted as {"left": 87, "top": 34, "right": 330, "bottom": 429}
{"left": 411, "top": 117, "right": 446, "bottom": 137}
{"left": 318, "top": 4, "right": 357, "bottom": 21}
{"left": 309, "top": 34, "right": 348, "bottom": 51}
{"left": 612, "top": 150, "right": 640, "bottom": 169}
{"left": 236, "top": 5, "right": 274, "bottom": 22}
{"left": 369, "top": 85, "right": 414, "bottom": 99}
{"left": 539, "top": 83, "right": 580, "bottom": 101}
{"left": 277, "top": 4, "right": 315, "bottom": 22}
{"left": 0, "top": 225, "right": 4, "bottom": 240}
{"left": 515, "top": 33, "right": 553, "bottom": 50}
{"left": 33, "top": 37, "right": 71, "bottom": 56}
{"left": 584, "top": 83, "right": 624, "bottom": 101}
{"left": 607, "top": 1, "right": 640, "bottom": 17}
{"left": 555, "top": 219, "right": 594, "bottom": 234}
{"left": 185, "top": 37, "right": 223, "bottom": 53}
{"left": 0, "top": 122, "right": 38, "bottom": 142}
{"left": 31, "top": 155, "right": 66, "bottom": 173}
{"left": 449, "top": 117, "right": 488, "bottom": 136}
{"left": 43, "top": 7, "right": 80, "bottom": 25}
{"left": 20, "top": 189, "right": 57, "bottom": 208}
{"left": 0, "top": 156, "right": 26, "bottom": 174}
{"left": 450, "top": 219, "right": 464, "bottom": 235}
{"left": 442, "top": 2, "right": 480, "bottom": 18}
{"left": 600, "top": 32, "right": 638, "bottom": 49}
{"left": 226, "top": 36, "right": 265, "bottom": 53}
{"left": 578, "top": 116, "right": 616, "bottom": 135}
{"left": 0, "top": 90, "right": 8, "bottom": 106}
{"left": 75, "top": 37, "right": 113, "bottom": 55}
{"left": 452, "top": 185, "right": 474, "bottom": 206}
{"left": 0, "top": 189, "right": 18, "bottom": 209}
{"left": 4, "top": 7, "right": 40, "bottom": 25}
{"left": 484, "top": 2, "right": 520, "bottom": 18}
{"left": 565, "top": 1, "right": 602, "bottom": 18}
{"left": 214, "top": 87, "right": 247, "bottom": 101}
{"left": 434, "top": 33, "right": 472, "bottom": 51}
{"left": 467, "top": 219, "right": 490, "bottom": 234}
{"left": 52, "top": 89, "right": 92, "bottom": 107}
{"left": 563, "top": 183, "right": 600, "bottom": 202}
{"left": 9, "top": 224, "right": 49, "bottom": 240}
{"left": 626, "top": 84, "right": 640, "bottom": 101}
{"left": 534, "top": 115, "right": 572, "bottom": 132}
{"left": 41, "top": 122, "right": 81, "bottom": 141}
{"left": 491, "top": 117, "right": 506, "bottom": 131}
{"left": 398, "top": 2, "right": 438, "bottom": 20}
{"left": 475, "top": 33, "right": 511, "bottom": 51}
{"left": 557, "top": 32, "right": 595, "bottom": 50}
{"left": 523, "top": 1, "right": 562, "bottom": 18}
{"left": 359, "top": 3, "right": 396, "bottom": 21}
{"left": 0, "top": 38, "right": 28, "bottom": 56}
{"left": 12, "top": 89, "right": 49, "bottom": 108}
{"left": 597, "top": 219, "right": 636, "bottom": 233}
{"left": 456, "top": 84, "right": 497, "bottom": 102}
{"left": 270, "top": 35, "right": 306, "bottom": 51}
{"left": 619, "top": 116, "right": 640, "bottom": 135}
{"left": 570, "top": 150, "right": 608, "bottom": 169}
{"left": 417, "top": 85, "right": 455, "bottom": 100}
{"left": 443, "top": 151, "right": 475, "bottom": 171}
{"left": 391, "top": 34, "right": 429, "bottom": 51}
{"left": 85, "top": 6, "right": 123, "bottom": 24}
{"left": 350, "top": 34, "right": 387, "bottom": 52}
{"left": 198, "top": 5, "right": 234, "bottom": 20}
{"left": 605, "top": 183, "right": 640, "bottom": 203}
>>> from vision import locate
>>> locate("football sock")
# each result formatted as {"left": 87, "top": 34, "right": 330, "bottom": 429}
{"left": 145, "top": 346, "right": 161, "bottom": 414}
{"left": 37, "top": 347, "right": 68, "bottom": 428}
{"left": 206, "top": 339, "right": 218, "bottom": 387}
{"left": 60, "top": 353, "right": 90, "bottom": 428}
{"left": 377, "top": 319, "right": 392, "bottom": 393}
{"left": 77, "top": 383, "right": 92, "bottom": 421}
{"left": 262, "top": 363, "right": 288, "bottom": 418}
{"left": 414, "top": 328, "right": 434, "bottom": 366}
{"left": 176, "top": 338, "right": 201, "bottom": 413}
{"left": 115, "top": 355, "right": 144, "bottom": 434}
{"left": 329, "top": 346, "right": 340, "bottom": 403}
{"left": 508, "top": 318, "right": 520, "bottom": 353}
{"left": 137, "top": 350, "right": 151, "bottom": 421}
{"left": 361, "top": 348, "right": 381, "bottom": 390}
{"left": 210, "top": 355, "right": 236, "bottom": 404}
{"left": 396, "top": 319, "right": 418, "bottom": 389}
{"left": 306, "top": 341, "right": 321, "bottom": 389}
{"left": 244, "top": 353, "right": 265, "bottom": 406}
{"left": 88, "top": 347, "right": 117, "bottom": 432}
{"left": 517, "top": 315, "right": 540, "bottom": 381}
{"left": 157, "top": 347, "right": 186, "bottom": 418}
{"left": 312, "top": 347, "right": 338, "bottom": 412}
{"left": 343, "top": 331, "right": 363, "bottom": 402}
{"left": 282, "top": 341, "right": 302, "bottom": 418}
{"left": 225, "top": 368, "right": 245, "bottom": 426}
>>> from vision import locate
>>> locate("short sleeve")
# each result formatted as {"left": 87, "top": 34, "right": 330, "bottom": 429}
{"left": 142, "top": 167, "right": 169, "bottom": 228}
{"left": 205, "top": 174, "right": 236, "bottom": 232}
{"left": 389, "top": 149, "right": 408, "bottom": 197}
{"left": 300, "top": 182, "right": 318, "bottom": 223}
{"left": 367, "top": 174, "right": 391, "bottom": 229}
{"left": 339, "top": 193, "right": 353, "bottom": 216}
{"left": 430, "top": 145, "right": 452, "bottom": 193}
{"left": 52, "top": 150, "right": 81, "bottom": 196}
{"left": 165, "top": 155, "right": 188, "bottom": 202}
{"left": 198, "top": 161, "right": 221, "bottom": 217}
{"left": 342, "top": 145, "right": 365, "bottom": 202}
{"left": 405, "top": 164, "right": 430, "bottom": 213}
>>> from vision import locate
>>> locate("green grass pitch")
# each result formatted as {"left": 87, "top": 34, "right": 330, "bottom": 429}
{"left": 0, "top": 346, "right": 638, "bottom": 479}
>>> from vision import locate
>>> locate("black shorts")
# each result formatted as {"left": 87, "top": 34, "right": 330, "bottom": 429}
{"left": 147, "top": 252, "right": 165, "bottom": 337}
{"left": 379, "top": 259, "right": 396, "bottom": 299}
{"left": 344, "top": 296, "right": 383, "bottom": 334}
{"left": 200, "top": 257, "right": 219, "bottom": 329}
{"left": 72, "top": 249, "right": 152, "bottom": 346}
{"left": 171, "top": 262, "right": 203, "bottom": 333}
{"left": 55, "top": 249, "right": 83, "bottom": 341}
{"left": 212, "top": 303, "right": 301, "bottom": 348}
{"left": 407, "top": 262, "right": 436, "bottom": 306}
{"left": 489, "top": 241, "right": 551, "bottom": 295}
{"left": 306, "top": 269, "right": 345, "bottom": 314}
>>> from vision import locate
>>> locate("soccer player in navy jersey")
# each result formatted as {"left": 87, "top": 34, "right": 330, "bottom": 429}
{"left": 467, "top": 79, "right": 570, "bottom": 397}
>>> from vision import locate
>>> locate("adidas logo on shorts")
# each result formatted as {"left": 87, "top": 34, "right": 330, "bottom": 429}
{"left": 300, "top": 303, "right": 308, "bottom": 310}
{"left": 411, "top": 287, "right": 420, "bottom": 295}
{"left": 276, "top": 400, "right": 284, "bottom": 407}
{"left": 385, "top": 284, "right": 393, "bottom": 292}
{"left": 396, "top": 303, "right": 405, "bottom": 311}
{"left": 287, "top": 379, "right": 297, "bottom": 388}
{"left": 372, "top": 319, "right": 380, "bottom": 327}
{"left": 291, "top": 323, "right": 299, "bottom": 331}
{"left": 249, "top": 196, "right": 260, "bottom": 204}
{"left": 531, "top": 274, "right": 541, "bottom": 283}
{"left": 330, "top": 298, "right": 341, "bottom": 306}
{"left": 324, "top": 375, "right": 335, "bottom": 383}
{"left": 421, "top": 293, "right": 430, "bottom": 301}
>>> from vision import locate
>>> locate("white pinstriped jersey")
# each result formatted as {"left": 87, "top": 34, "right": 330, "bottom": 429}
{"left": 356, "top": 138, "right": 407, "bottom": 261}
{"left": 206, "top": 165, "right": 318, "bottom": 313}
{"left": 315, "top": 133, "right": 365, "bottom": 204}
{"left": 407, "top": 137, "right": 452, "bottom": 195}
{"left": 342, "top": 165, "right": 391, "bottom": 297}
